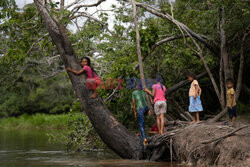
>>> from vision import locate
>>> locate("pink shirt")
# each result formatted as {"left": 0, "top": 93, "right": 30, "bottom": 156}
{"left": 152, "top": 83, "right": 166, "bottom": 103}
{"left": 83, "top": 66, "right": 99, "bottom": 79}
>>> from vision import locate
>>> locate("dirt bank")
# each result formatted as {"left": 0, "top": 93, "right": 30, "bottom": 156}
{"left": 147, "top": 121, "right": 250, "bottom": 167}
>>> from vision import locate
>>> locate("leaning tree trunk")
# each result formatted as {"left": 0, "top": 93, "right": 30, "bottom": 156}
{"left": 34, "top": 0, "right": 143, "bottom": 159}
{"left": 131, "top": 0, "right": 153, "bottom": 111}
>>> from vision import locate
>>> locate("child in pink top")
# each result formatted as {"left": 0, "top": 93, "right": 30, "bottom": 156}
{"left": 66, "top": 57, "right": 100, "bottom": 98}
{"left": 144, "top": 75, "right": 167, "bottom": 135}
{"left": 152, "top": 84, "right": 166, "bottom": 103}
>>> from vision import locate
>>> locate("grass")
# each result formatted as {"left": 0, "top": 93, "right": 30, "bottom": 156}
{"left": 0, "top": 113, "right": 86, "bottom": 130}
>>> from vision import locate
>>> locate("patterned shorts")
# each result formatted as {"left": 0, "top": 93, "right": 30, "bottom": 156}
{"left": 154, "top": 101, "right": 167, "bottom": 115}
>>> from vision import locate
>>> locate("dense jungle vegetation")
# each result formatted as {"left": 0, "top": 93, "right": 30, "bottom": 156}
{"left": 0, "top": 0, "right": 249, "bottom": 132}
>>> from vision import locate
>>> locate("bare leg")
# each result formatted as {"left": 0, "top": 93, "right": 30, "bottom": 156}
{"left": 160, "top": 113, "right": 165, "bottom": 134}
{"left": 156, "top": 115, "right": 161, "bottom": 134}
{"left": 143, "top": 139, "right": 148, "bottom": 146}
{"left": 190, "top": 113, "right": 196, "bottom": 125}
{"left": 90, "top": 89, "right": 98, "bottom": 98}
{"left": 196, "top": 112, "right": 200, "bottom": 122}
{"left": 231, "top": 117, "right": 236, "bottom": 122}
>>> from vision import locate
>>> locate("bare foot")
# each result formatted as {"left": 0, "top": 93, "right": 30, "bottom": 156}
{"left": 189, "top": 121, "right": 196, "bottom": 125}
{"left": 143, "top": 139, "right": 148, "bottom": 146}
{"left": 90, "top": 92, "right": 98, "bottom": 98}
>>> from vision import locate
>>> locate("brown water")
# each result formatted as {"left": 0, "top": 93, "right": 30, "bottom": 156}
{"left": 0, "top": 129, "right": 178, "bottom": 167}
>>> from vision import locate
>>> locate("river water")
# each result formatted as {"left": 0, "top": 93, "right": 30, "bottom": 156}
{"left": 0, "top": 129, "right": 177, "bottom": 167}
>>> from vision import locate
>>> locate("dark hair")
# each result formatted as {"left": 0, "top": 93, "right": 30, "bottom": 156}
{"left": 136, "top": 80, "right": 143, "bottom": 90}
{"left": 81, "top": 57, "right": 97, "bottom": 77}
{"left": 187, "top": 72, "right": 196, "bottom": 79}
{"left": 226, "top": 78, "right": 234, "bottom": 84}
{"left": 156, "top": 74, "right": 164, "bottom": 91}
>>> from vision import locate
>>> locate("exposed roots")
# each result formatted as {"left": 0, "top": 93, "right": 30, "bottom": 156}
{"left": 145, "top": 121, "right": 250, "bottom": 167}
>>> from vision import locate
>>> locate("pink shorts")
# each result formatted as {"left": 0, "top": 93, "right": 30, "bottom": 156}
{"left": 86, "top": 78, "right": 101, "bottom": 89}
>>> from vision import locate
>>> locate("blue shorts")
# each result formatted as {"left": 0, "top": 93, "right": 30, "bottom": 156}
{"left": 189, "top": 96, "right": 203, "bottom": 112}
{"left": 228, "top": 106, "right": 237, "bottom": 119}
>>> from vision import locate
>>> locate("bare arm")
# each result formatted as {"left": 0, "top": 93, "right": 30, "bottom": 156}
{"left": 194, "top": 85, "right": 199, "bottom": 99}
{"left": 144, "top": 88, "right": 155, "bottom": 97}
{"left": 66, "top": 67, "right": 85, "bottom": 75}
{"left": 132, "top": 98, "right": 137, "bottom": 119}
{"left": 149, "top": 95, "right": 154, "bottom": 104}
{"left": 199, "top": 87, "right": 202, "bottom": 96}
{"left": 230, "top": 94, "right": 234, "bottom": 109}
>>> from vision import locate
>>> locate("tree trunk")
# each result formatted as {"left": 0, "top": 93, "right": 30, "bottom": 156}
{"left": 131, "top": 0, "right": 145, "bottom": 85}
{"left": 131, "top": 0, "right": 153, "bottom": 111}
{"left": 219, "top": 56, "right": 225, "bottom": 108}
{"left": 235, "top": 27, "right": 249, "bottom": 100}
{"left": 34, "top": 0, "right": 143, "bottom": 159}
{"left": 220, "top": 7, "right": 233, "bottom": 82}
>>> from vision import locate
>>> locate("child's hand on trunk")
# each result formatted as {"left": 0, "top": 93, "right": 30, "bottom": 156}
{"left": 144, "top": 88, "right": 149, "bottom": 92}
{"left": 148, "top": 110, "right": 151, "bottom": 116}
{"left": 134, "top": 113, "right": 137, "bottom": 120}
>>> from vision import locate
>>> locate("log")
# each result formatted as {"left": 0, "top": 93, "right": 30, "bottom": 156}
{"left": 208, "top": 108, "right": 227, "bottom": 123}
{"left": 34, "top": 0, "right": 143, "bottom": 159}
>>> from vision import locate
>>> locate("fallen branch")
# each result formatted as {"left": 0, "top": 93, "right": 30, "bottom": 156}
{"left": 208, "top": 108, "right": 227, "bottom": 123}
{"left": 201, "top": 124, "right": 250, "bottom": 144}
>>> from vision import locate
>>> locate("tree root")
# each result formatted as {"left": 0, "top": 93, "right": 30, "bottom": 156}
{"left": 201, "top": 124, "right": 250, "bottom": 144}
{"left": 145, "top": 122, "right": 250, "bottom": 166}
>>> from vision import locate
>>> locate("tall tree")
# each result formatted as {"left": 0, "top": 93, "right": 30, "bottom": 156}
{"left": 33, "top": 0, "right": 144, "bottom": 159}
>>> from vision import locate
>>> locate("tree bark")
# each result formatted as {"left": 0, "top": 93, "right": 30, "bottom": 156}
{"left": 131, "top": 0, "right": 145, "bottom": 84}
{"left": 235, "top": 27, "right": 249, "bottom": 100}
{"left": 60, "top": 0, "right": 64, "bottom": 10}
{"left": 220, "top": 7, "right": 233, "bottom": 82}
{"left": 219, "top": 55, "right": 225, "bottom": 108}
{"left": 34, "top": 0, "right": 143, "bottom": 159}
{"left": 131, "top": 0, "right": 153, "bottom": 111}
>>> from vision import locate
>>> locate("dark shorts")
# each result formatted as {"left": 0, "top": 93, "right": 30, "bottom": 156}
{"left": 228, "top": 106, "right": 237, "bottom": 119}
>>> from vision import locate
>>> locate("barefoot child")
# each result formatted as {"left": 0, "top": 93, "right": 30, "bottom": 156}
{"left": 144, "top": 75, "right": 167, "bottom": 135}
{"left": 66, "top": 57, "right": 100, "bottom": 98}
{"left": 226, "top": 78, "right": 237, "bottom": 123}
{"left": 132, "top": 81, "right": 151, "bottom": 146}
{"left": 187, "top": 73, "right": 203, "bottom": 124}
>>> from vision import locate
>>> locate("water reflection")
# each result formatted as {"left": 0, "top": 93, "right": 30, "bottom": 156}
{"left": 0, "top": 130, "right": 177, "bottom": 167}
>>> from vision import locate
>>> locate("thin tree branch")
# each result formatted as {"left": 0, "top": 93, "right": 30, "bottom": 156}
{"left": 133, "top": 35, "right": 188, "bottom": 70}
{"left": 26, "top": 33, "right": 49, "bottom": 55}
{"left": 71, "top": 0, "right": 106, "bottom": 13}
{"left": 122, "top": 0, "right": 220, "bottom": 56}
{"left": 70, "top": 12, "right": 116, "bottom": 37}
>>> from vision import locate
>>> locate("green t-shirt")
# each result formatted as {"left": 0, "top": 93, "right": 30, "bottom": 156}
{"left": 132, "top": 90, "right": 147, "bottom": 111}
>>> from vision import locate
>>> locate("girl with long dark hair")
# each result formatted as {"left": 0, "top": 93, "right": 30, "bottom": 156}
{"left": 66, "top": 57, "right": 100, "bottom": 98}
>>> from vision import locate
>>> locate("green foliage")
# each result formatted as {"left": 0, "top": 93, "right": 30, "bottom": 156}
{"left": 0, "top": 0, "right": 249, "bottom": 141}
{"left": 47, "top": 112, "right": 105, "bottom": 152}
{"left": 0, "top": 113, "right": 70, "bottom": 129}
